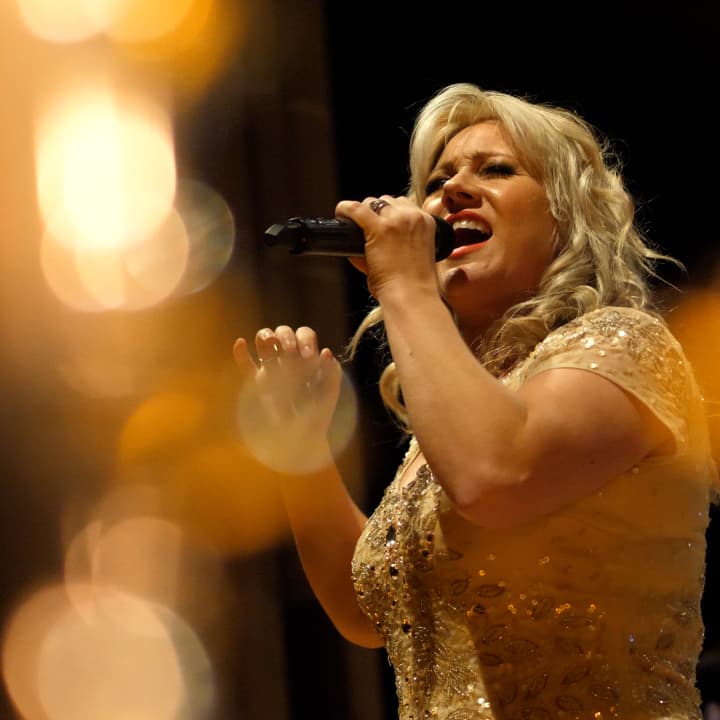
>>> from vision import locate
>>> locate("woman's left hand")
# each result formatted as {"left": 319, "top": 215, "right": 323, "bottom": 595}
{"left": 335, "top": 196, "right": 440, "bottom": 300}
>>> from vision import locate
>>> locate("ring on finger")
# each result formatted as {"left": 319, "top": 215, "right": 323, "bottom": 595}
{"left": 369, "top": 198, "right": 390, "bottom": 214}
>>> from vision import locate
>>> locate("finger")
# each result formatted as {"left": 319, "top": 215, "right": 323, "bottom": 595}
{"left": 233, "top": 338, "right": 258, "bottom": 376}
{"left": 309, "top": 348, "right": 342, "bottom": 408}
{"left": 335, "top": 199, "right": 362, "bottom": 220}
{"left": 253, "top": 328, "right": 304, "bottom": 416}
{"left": 274, "top": 325, "right": 299, "bottom": 357}
{"left": 296, "top": 327, "right": 319, "bottom": 359}
{"left": 255, "top": 328, "right": 281, "bottom": 364}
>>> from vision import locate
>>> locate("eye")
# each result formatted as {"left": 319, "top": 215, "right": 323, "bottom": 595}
{"left": 482, "top": 163, "right": 516, "bottom": 177}
{"left": 425, "top": 176, "right": 447, "bottom": 195}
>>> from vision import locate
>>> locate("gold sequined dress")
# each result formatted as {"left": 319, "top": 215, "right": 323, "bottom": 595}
{"left": 352, "top": 307, "right": 718, "bottom": 720}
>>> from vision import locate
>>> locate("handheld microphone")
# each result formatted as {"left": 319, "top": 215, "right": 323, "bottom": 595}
{"left": 263, "top": 216, "right": 455, "bottom": 261}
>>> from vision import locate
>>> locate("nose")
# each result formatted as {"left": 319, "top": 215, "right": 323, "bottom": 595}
{"left": 441, "top": 170, "right": 481, "bottom": 213}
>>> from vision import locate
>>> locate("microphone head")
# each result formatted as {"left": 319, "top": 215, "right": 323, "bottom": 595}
{"left": 432, "top": 217, "right": 455, "bottom": 261}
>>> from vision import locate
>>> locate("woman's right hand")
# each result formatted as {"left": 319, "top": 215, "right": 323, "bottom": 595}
{"left": 232, "top": 326, "right": 342, "bottom": 474}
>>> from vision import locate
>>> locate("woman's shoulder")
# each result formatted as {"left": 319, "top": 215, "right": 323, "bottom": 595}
{"left": 503, "top": 304, "right": 704, "bottom": 452}
{"left": 504, "top": 304, "right": 694, "bottom": 414}
{"left": 527, "top": 305, "right": 680, "bottom": 367}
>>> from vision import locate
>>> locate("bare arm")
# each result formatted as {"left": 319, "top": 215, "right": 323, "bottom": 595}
{"left": 233, "top": 327, "right": 382, "bottom": 647}
{"left": 337, "top": 198, "right": 670, "bottom": 528}
{"left": 377, "top": 285, "right": 669, "bottom": 527}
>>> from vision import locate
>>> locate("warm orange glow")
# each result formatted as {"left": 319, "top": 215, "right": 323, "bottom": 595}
{"left": 118, "top": 392, "right": 207, "bottom": 467}
{"left": 666, "top": 289, "right": 720, "bottom": 458}
{"left": 35, "top": 83, "right": 177, "bottom": 252}
{"left": 89, "top": 0, "right": 196, "bottom": 44}
{"left": 167, "top": 442, "right": 290, "bottom": 555}
{"left": 112, "top": 0, "right": 242, "bottom": 103}
{"left": 114, "top": 382, "right": 296, "bottom": 555}
{"left": 57, "top": 354, "right": 140, "bottom": 399}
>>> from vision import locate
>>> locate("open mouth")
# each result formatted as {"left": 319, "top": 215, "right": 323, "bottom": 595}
{"left": 453, "top": 228, "right": 491, "bottom": 247}
{"left": 450, "top": 219, "right": 492, "bottom": 256}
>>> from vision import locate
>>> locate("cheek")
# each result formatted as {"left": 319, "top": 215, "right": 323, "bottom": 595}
{"left": 513, "top": 195, "right": 555, "bottom": 246}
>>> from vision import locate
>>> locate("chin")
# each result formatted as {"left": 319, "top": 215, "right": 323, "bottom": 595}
{"left": 441, "top": 273, "right": 520, "bottom": 329}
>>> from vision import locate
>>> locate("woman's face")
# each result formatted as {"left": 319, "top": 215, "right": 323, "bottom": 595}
{"left": 422, "top": 120, "right": 557, "bottom": 338}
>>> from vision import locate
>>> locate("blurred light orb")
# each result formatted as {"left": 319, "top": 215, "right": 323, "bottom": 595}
{"left": 112, "top": 0, "right": 239, "bottom": 104}
{"left": 3, "top": 584, "right": 214, "bottom": 720}
{"left": 2, "top": 586, "right": 59, "bottom": 720}
{"left": 40, "top": 225, "right": 110, "bottom": 312}
{"left": 91, "top": 517, "right": 183, "bottom": 618}
{"left": 173, "top": 179, "right": 235, "bottom": 296}
{"left": 41, "top": 212, "right": 190, "bottom": 312}
{"left": 16, "top": 0, "right": 103, "bottom": 42}
{"left": 64, "top": 516, "right": 184, "bottom": 624}
{"left": 36, "top": 85, "right": 176, "bottom": 253}
{"left": 123, "top": 208, "right": 191, "bottom": 306}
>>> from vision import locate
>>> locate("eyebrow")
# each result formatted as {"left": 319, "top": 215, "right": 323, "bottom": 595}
{"left": 432, "top": 150, "right": 517, "bottom": 174}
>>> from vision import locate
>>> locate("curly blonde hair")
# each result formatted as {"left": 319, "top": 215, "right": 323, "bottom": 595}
{"left": 347, "top": 83, "right": 678, "bottom": 430}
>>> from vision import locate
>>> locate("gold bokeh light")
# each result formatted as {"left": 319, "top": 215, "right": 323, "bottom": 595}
{"left": 35, "top": 82, "right": 177, "bottom": 253}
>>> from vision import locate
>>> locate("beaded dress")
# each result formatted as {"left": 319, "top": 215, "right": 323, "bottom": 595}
{"left": 352, "top": 307, "right": 717, "bottom": 720}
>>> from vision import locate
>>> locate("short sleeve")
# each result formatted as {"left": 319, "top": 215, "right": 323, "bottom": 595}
{"left": 521, "top": 307, "right": 696, "bottom": 454}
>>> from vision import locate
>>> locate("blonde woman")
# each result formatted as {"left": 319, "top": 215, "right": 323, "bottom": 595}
{"left": 234, "top": 83, "right": 718, "bottom": 719}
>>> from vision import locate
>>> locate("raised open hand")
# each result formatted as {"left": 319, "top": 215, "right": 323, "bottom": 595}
{"left": 233, "top": 326, "right": 342, "bottom": 474}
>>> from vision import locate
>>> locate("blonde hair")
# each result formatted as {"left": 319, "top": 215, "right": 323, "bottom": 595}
{"left": 347, "top": 83, "right": 679, "bottom": 430}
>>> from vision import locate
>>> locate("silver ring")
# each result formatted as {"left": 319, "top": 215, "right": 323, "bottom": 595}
{"left": 369, "top": 198, "right": 390, "bottom": 214}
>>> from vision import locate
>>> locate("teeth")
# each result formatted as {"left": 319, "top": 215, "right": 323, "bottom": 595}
{"left": 452, "top": 218, "right": 491, "bottom": 236}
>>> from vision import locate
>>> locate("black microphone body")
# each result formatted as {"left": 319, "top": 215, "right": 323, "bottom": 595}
{"left": 264, "top": 216, "right": 455, "bottom": 262}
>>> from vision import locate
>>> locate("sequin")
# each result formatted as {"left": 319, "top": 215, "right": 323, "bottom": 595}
{"left": 476, "top": 584, "right": 506, "bottom": 598}
{"left": 529, "top": 596, "right": 555, "bottom": 620}
{"left": 556, "top": 694, "right": 584, "bottom": 711}
{"left": 521, "top": 673, "right": 548, "bottom": 699}
{"left": 482, "top": 624, "right": 509, "bottom": 643}
{"left": 350, "top": 306, "right": 713, "bottom": 720}
{"left": 590, "top": 684, "right": 620, "bottom": 701}
{"left": 562, "top": 663, "right": 591, "bottom": 684}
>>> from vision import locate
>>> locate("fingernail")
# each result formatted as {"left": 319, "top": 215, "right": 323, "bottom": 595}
{"left": 300, "top": 344, "right": 313, "bottom": 359}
